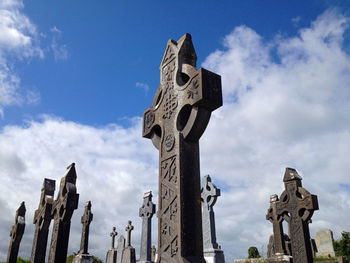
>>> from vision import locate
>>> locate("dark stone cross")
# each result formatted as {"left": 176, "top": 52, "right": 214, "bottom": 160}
{"left": 143, "top": 33, "right": 222, "bottom": 263}
{"left": 79, "top": 201, "right": 93, "bottom": 254}
{"left": 7, "top": 201, "right": 26, "bottom": 263}
{"left": 111, "top": 227, "right": 118, "bottom": 249}
{"left": 125, "top": 221, "right": 134, "bottom": 247}
{"left": 48, "top": 163, "right": 79, "bottom": 263}
{"left": 30, "top": 178, "right": 56, "bottom": 263}
{"left": 139, "top": 191, "right": 156, "bottom": 263}
{"left": 276, "top": 168, "right": 319, "bottom": 263}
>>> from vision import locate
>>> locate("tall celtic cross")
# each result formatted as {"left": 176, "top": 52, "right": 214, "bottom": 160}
{"left": 79, "top": 201, "right": 93, "bottom": 254}
{"left": 7, "top": 201, "right": 26, "bottom": 263}
{"left": 125, "top": 221, "right": 134, "bottom": 247}
{"left": 276, "top": 168, "right": 318, "bottom": 263}
{"left": 139, "top": 191, "right": 156, "bottom": 262}
{"left": 266, "top": 194, "right": 287, "bottom": 257}
{"left": 110, "top": 227, "right": 118, "bottom": 249}
{"left": 143, "top": 33, "right": 222, "bottom": 263}
{"left": 48, "top": 163, "right": 79, "bottom": 263}
{"left": 30, "top": 178, "right": 56, "bottom": 263}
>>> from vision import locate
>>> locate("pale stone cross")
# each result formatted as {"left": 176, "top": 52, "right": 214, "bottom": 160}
{"left": 276, "top": 168, "right": 319, "bottom": 263}
{"left": 110, "top": 227, "right": 118, "bottom": 249}
{"left": 31, "top": 178, "right": 55, "bottom": 263}
{"left": 143, "top": 33, "right": 222, "bottom": 263}
{"left": 125, "top": 221, "right": 134, "bottom": 247}
{"left": 79, "top": 201, "right": 93, "bottom": 254}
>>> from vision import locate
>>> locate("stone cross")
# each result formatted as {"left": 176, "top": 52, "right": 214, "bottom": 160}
{"left": 48, "top": 163, "right": 79, "bottom": 263}
{"left": 266, "top": 194, "right": 288, "bottom": 257}
{"left": 7, "top": 201, "right": 26, "bottom": 263}
{"left": 111, "top": 227, "right": 118, "bottom": 249}
{"left": 142, "top": 33, "right": 222, "bottom": 263}
{"left": 30, "top": 178, "right": 56, "bottom": 263}
{"left": 125, "top": 221, "right": 134, "bottom": 247}
{"left": 139, "top": 191, "right": 156, "bottom": 263}
{"left": 276, "top": 168, "right": 319, "bottom": 263}
{"left": 79, "top": 201, "right": 93, "bottom": 254}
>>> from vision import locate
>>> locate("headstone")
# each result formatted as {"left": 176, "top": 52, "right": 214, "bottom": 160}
{"left": 122, "top": 221, "right": 136, "bottom": 263}
{"left": 151, "top": 245, "right": 156, "bottom": 262}
{"left": 7, "top": 201, "right": 26, "bottom": 263}
{"left": 48, "top": 163, "right": 80, "bottom": 263}
{"left": 276, "top": 168, "right": 319, "bottom": 263}
{"left": 139, "top": 191, "right": 156, "bottom": 263}
{"left": 106, "top": 227, "right": 118, "bottom": 263}
{"left": 266, "top": 194, "right": 291, "bottom": 263}
{"left": 73, "top": 201, "right": 94, "bottom": 263}
{"left": 30, "top": 178, "right": 56, "bottom": 263}
{"left": 316, "top": 229, "right": 335, "bottom": 257}
{"left": 200, "top": 175, "right": 225, "bottom": 263}
{"left": 116, "top": 235, "right": 126, "bottom": 263}
{"left": 142, "top": 33, "right": 222, "bottom": 263}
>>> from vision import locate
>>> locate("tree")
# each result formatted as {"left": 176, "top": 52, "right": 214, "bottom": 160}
{"left": 17, "top": 257, "right": 30, "bottom": 263}
{"left": 248, "top": 246, "right": 261, "bottom": 258}
{"left": 334, "top": 231, "right": 350, "bottom": 261}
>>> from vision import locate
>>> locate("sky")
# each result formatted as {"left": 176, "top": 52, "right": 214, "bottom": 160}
{"left": 0, "top": 0, "right": 350, "bottom": 262}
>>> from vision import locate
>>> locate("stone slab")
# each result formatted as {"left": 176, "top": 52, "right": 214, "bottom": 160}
{"left": 72, "top": 254, "right": 93, "bottom": 263}
{"left": 316, "top": 229, "right": 336, "bottom": 257}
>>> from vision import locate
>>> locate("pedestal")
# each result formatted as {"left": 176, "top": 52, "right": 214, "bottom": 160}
{"left": 106, "top": 249, "right": 118, "bottom": 263}
{"left": 204, "top": 248, "right": 225, "bottom": 263}
{"left": 73, "top": 253, "right": 93, "bottom": 263}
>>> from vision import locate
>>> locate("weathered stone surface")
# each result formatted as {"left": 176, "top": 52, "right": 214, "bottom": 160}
{"left": 30, "top": 178, "right": 56, "bottom": 263}
{"left": 142, "top": 33, "right": 222, "bottom": 263}
{"left": 7, "top": 201, "right": 26, "bottom": 263}
{"left": 116, "top": 235, "right": 126, "bottom": 263}
{"left": 48, "top": 163, "right": 79, "bottom": 263}
{"left": 276, "top": 168, "right": 319, "bottom": 263}
{"left": 139, "top": 191, "right": 156, "bottom": 263}
{"left": 122, "top": 221, "right": 136, "bottom": 263}
{"left": 73, "top": 201, "right": 94, "bottom": 263}
{"left": 106, "top": 227, "right": 118, "bottom": 263}
{"left": 201, "top": 175, "right": 225, "bottom": 263}
{"left": 151, "top": 245, "right": 157, "bottom": 262}
{"left": 316, "top": 229, "right": 335, "bottom": 257}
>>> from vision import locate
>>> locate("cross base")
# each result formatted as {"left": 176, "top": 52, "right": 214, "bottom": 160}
{"left": 204, "top": 248, "right": 225, "bottom": 263}
{"left": 73, "top": 253, "right": 93, "bottom": 263}
{"left": 121, "top": 247, "right": 136, "bottom": 263}
{"left": 266, "top": 254, "right": 292, "bottom": 263}
{"left": 106, "top": 249, "right": 117, "bottom": 263}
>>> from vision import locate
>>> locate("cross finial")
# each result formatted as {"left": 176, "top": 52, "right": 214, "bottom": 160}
{"left": 125, "top": 220, "right": 134, "bottom": 247}
{"left": 139, "top": 191, "right": 156, "bottom": 219}
{"left": 110, "top": 227, "right": 118, "bottom": 248}
{"left": 201, "top": 175, "right": 221, "bottom": 208}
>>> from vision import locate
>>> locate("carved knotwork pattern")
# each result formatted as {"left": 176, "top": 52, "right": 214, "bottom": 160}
{"left": 186, "top": 75, "right": 200, "bottom": 99}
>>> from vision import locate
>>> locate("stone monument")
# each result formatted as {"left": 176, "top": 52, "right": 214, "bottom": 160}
{"left": 151, "top": 245, "right": 157, "bottom": 262}
{"left": 142, "top": 33, "right": 222, "bottom": 263}
{"left": 276, "top": 168, "right": 319, "bottom": 263}
{"left": 7, "top": 201, "right": 26, "bottom": 263}
{"left": 200, "top": 175, "right": 225, "bottom": 263}
{"left": 266, "top": 194, "right": 291, "bottom": 263}
{"left": 48, "top": 163, "right": 80, "bottom": 263}
{"left": 106, "top": 227, "right": 118, "bottom": 263}
{"left": 30, "top": 178, "right": 56, "bottom": 263}
{"left": 116, "top": 235, "right": 126, "bottom": 263}
{"left": 73, "top": 201, "right": 94, "bottom": 263}
{"left": 316, "top": 229, "right": 335, "bottom": 257}
{"left": 121, "top": 221, "right": 136, "bottom": 263}
{"left": 139, "top": 191, "right": 156, "bottom": 263}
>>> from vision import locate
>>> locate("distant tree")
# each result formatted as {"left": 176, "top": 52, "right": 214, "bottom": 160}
{"left": 66, "top": 253, "right": 103, "bottom": 263}
{"left": 334, "top": 231, "right": 350, "bottom": 261}
{"left": 248, "top": 246, "right": 261, "bottom": 258}
{"left": 92, "top": 256, "right": 103, "bottom": 263}
{"left": 66, "top": 253, "right": 77, "bottom": 263}
{"left": 17, "top": 257, "right": 30, "bottom": 263}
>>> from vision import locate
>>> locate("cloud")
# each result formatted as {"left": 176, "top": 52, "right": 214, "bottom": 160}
{"left": 50, "top": 26, "right": 68, "bottom": 61}
{"left": 0, "top": 8, "right": 349, "bottom": 263}
{"left": 136, "top": 82, "right": 150, "bottom": 94}
{"left": 0, "top": 0, "right": 43, "bottom": 117}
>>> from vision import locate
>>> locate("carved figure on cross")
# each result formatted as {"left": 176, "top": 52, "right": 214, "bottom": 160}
{"left": 125, "top": 221, "right": 134, "bottom": 247}
{"left": 110, "top": 227, "right": 118, "bottom": 249}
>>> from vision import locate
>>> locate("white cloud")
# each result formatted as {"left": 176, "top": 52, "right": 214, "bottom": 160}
{"left": 0, "top": 8, "right": 349, "bottom": 263}
{"left": 50, "top": 26, "right": 68, "bottom": 61}
{"left": 136, "top": 82, "right": 150, "bottom": 94}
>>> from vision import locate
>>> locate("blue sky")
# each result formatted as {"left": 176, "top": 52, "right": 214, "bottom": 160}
{"left": 1, "top": 0, "right": 350, "bottom": 262}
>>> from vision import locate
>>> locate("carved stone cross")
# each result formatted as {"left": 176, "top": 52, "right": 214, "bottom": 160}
{"left": 7, "top": 201, "right": 26, "bottom": 263}
{"left": 276, "top": 168, "right": 319, "bottom": 263}
{"left": 79, "top": 201, "right": 93, "bottom": 254}
{"left": 139, "top": 191, "right": 156, "bottom": 263}
{"left": 125, "top": 221, "right": 134, "bottom": 247}
{"left": 266, "top": 194, "right": 288, "bottom": 257}
{"left": 111, "top": 227, "right": 118, "bottom": 249}
{"left": 143, "top": 33, "right": 222, "bottom": 263}
{"left": 30, "top": 178, "right": 56, "bottom": 263}
{"left": 48, "top": 163, "right": 79, "bottom": 263}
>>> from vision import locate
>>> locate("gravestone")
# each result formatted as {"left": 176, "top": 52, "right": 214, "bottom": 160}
{"left": 122, "top": 221, "right": 136, "bottom": 263}
{"left": 7, "top": 201, "right": 26, "bottom": 263}
{"left": 276, "top": 168, "right": 319, "bottom": 263}
{"left": 30, "top": 178, "right": 56, "bottom": 263}
{"left": 151, "top": 245, "right": 157, "bottom": 262}
{"left": 200, "top": 175, "right": 225, "bottom": 263}
{"left": 316, "top": 229, "right": 335, "bottom": 257}
{"left": 48, "top": 163, "right": 80, "bottom": 263}
{"left": 106, "top": 227, "right": 118, "bottom": 263}
{"left": 73, "top": 201, "right": 94, "bottom": 263}
{"left": 266, "top": 194, "right": 291, "bottom": 263}
{"left": 116, "top": 235, "right": 126, "bottom": 263}
{"left": 142, "top": 33, "right": 222, "bottom": 263}
{"left": 139, "top": 191, "right": 156, "bottom": 263}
